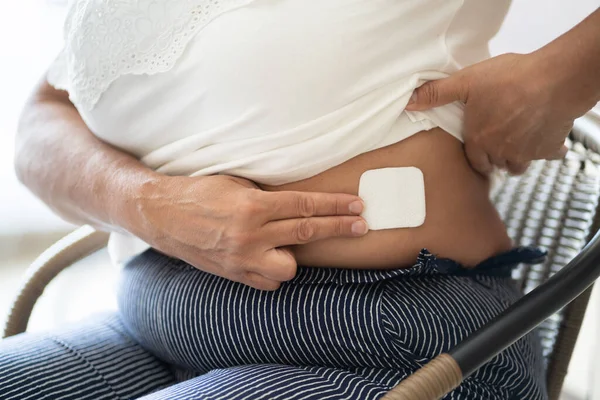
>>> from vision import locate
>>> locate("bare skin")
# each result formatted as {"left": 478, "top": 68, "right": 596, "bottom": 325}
{"left": 261, "top": 128, "right": 511, "bottom": 268}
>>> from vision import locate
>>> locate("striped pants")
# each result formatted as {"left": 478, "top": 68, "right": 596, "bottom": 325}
{"left": 0, "top": 248, "right": 547, "bottom": 400}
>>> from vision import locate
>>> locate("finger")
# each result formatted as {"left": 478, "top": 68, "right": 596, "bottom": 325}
{"left": 253, "top": 247, "right": 298, "bottom": 282}
{"left": 405, "top": 74, "right": 469, "bottom": 111}
{"left": 548, "top": 145, "right": 569, "bottom": 160}
{"left": 266, "top": 216, "right": 368, "bottom": 247}
{"left": 184, "top": 256, "right": 281, "bottom": 290}
{"left": 264, "top": 191, "right": 364, "bottom": 220}
{"left": 506, "top": 161, "right": 530, "bottom": 176}
{"left": 242, "top": 272, "right": 282, "bottom": 291}
{"left": 465, "top": 141, "right": 494, "bottom": 176}
{"left": 489, "top": 154, "right": 507, "bottom": 171}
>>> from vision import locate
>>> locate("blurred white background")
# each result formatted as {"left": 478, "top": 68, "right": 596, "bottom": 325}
{"left": 0, "top": 0, "right": 599, "bottom": 399}
{"left": 0, "top": 0, "right": 72, "bottom": 238}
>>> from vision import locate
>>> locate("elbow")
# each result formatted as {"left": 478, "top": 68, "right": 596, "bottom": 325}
{"left": 13, "top": 143, "right": 31, "bottom": 187}
{"left": 14, "top": 77, "right": 78, "bottom": 200}
{"left": 13, "top": 94, "right": 39, "bottom": 186}
{"left": 13, "top": 130, "right": 31, "bottom": 186}
{"left": 13, "top": 78, "right": 56, "bottom": 187}
{"left": 14, "top": 111, "right": 32, "bottom": 187}
{"left": 13, "top": 150, "right": 25, "bottom": 185}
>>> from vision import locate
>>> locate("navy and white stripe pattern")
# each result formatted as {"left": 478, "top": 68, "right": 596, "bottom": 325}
{"left": 119, "top": 248, "right": 548, "bottom": 399}
{"left": 0, "top": 248, "right": 548, "bottom": 399}
{"left": 0, "top": 314, "right": 174, "bottom": 400}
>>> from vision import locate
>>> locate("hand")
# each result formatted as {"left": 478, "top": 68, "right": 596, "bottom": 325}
{"left": 406, "top": 52, "right": 579, "bottom": 175}
{"left": 130, "top": 174, "right": 368, "bottom": 290}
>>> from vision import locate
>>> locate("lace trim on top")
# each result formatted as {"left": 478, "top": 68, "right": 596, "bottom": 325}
{"left": 48, "top": 0, "right": 254, "bottom": 110}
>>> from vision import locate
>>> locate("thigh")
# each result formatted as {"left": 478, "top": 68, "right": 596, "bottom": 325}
{"left": 138, "top": 364, "right": 394, "bottom": 400}
{"left": 118, "top": 253, "right": 394, "bottom": 373}
{"left": 381, "top": 275, "right": 547, "bottom": 400}
{"left": 0, "top": 313, "right": 175, "bottom": 400}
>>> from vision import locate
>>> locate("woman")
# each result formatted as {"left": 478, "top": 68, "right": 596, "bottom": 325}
{"left": 7, "top": 0, "right": 597, "bottom": 399}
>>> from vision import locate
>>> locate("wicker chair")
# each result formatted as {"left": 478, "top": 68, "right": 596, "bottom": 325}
{"left": 4, "top": 112, "right": 600, "bottom": 400}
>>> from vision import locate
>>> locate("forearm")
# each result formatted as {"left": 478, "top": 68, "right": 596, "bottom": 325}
{"left": 533, "top": 8, "right": 600, "bottom": 115}
{"left": 15, "top": 78, "right": 160, "bottom": 233}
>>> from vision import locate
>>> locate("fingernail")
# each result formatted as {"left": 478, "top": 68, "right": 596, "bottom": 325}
{"left": 407, "top": 92, "right": 417, "bottom": 105}
{"left": 352, "top": 221, "right": 368, "bottom": 235}
{"left": 349, "top": 201, "right": 363, "bottom": 214}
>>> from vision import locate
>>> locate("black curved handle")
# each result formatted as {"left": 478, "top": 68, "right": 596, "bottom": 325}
{"left": 450, "top": 229, "right": 600, "bottom": 377}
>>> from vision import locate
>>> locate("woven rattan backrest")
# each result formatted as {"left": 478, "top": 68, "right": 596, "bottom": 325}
{"left": 491, "top": 139, "right": 600, "bottom": 398}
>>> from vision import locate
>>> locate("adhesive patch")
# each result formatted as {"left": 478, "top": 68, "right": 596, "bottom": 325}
{"left": 358, "top": 167, "right": 426, "bottom": 230}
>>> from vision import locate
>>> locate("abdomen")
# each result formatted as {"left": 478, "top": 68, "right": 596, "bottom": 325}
{"left": 260, "top": 128, "right": 512, "bottom": 269}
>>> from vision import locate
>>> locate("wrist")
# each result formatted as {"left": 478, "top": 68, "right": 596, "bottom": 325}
{"left": 528, "top": 46, "right": 598, "bottom": 118}
{"left": 108, "top": 166, "right": 166, "bottom": 238}
{"left": 530, "top": 12, "right": 600, "bottom": 117}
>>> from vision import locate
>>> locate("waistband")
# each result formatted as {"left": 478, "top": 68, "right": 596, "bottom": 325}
{"left": 289, "top": 247, "right": 547, "bottom": 286}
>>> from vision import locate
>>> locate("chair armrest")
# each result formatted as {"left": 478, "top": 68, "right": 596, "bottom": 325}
{"left": 382, "top": 227, "right": 600, "bottom": 400}
{"left": 2, "top": 226, "right": 109, "bottom": 338}
{"left": 573, "top": 109, "right": 600, "bottom": 153}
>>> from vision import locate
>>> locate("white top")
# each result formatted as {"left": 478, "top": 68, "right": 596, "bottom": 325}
{"left": 48, "top": 0, "right": 511, "bottom": 265}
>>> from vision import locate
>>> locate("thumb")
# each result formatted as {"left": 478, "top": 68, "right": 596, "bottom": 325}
{"left": 405, "top": 74, "right": 469, "bottom": 111}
